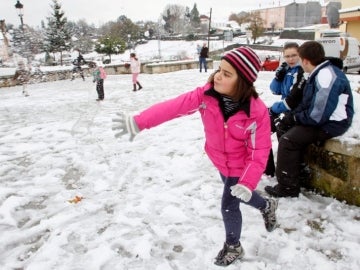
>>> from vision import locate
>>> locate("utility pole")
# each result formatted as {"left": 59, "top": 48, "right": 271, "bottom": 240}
{"left": 207, "top": 8, "right": 212, "bottom": 50}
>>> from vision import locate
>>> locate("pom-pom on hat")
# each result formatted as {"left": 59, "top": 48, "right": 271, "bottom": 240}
{"left": 222, "top": 46, "right": 261, "bottom": 84}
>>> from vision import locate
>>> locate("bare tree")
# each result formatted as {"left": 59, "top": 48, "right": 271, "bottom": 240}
{"left": 247, "top": 11, "right": 265, "bottom": 44}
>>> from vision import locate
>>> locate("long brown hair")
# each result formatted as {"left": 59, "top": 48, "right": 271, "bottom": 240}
{"left": 208, "top": 70, "right": 259, "bottom": 102}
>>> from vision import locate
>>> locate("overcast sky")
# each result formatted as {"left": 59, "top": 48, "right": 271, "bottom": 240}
{"left": 1, "top": 0, "right": 317, "bottom": 28}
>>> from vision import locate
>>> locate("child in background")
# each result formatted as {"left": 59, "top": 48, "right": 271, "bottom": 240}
{"left": 265, "top": 42, "right": 304, "bottom": 177}
{"left": 13, "top": 60, "right": 31, "bottom": 97}
{"left": 130, "top": 53, "right": 142, "bottom": 91}
{"left": 113, "top": 46, "right": 278, "bottom": 266}
{"left": 92, "top": 62, "right": 107, "bottom": 101}
{"left": 71, "top": 52, "right": 86, "bottom": 81}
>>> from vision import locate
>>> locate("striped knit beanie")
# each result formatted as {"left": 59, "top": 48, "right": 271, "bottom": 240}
{"left": 222, "top": 46, "right": 261, "bottom": 84}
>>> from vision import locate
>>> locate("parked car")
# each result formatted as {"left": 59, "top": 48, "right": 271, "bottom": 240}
{"left": 262, "top": 57, "right": 280, "bottom": 71}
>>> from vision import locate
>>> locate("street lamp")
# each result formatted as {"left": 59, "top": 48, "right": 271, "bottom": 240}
{"left": 157, "top": 19, "right": 165, "bottom": 60}
{"left": 15, "top": 0, "right": 24, "bottom": 27}
{"left": 207, "top": 8, "right": 212, "bottom": 50}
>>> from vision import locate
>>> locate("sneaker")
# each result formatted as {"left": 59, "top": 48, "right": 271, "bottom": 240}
{"left": 265, "top": 185, "right": 299, "bottom": 198}
{"left": 261, "top": 198, "right": 278, "bottom": 232}
{"left": 214, "top": 242, "right": 244, "bottom": 266}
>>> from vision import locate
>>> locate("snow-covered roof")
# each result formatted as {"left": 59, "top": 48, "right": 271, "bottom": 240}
{"left": 339, "top": 6, "right": 360, "bottom": 13}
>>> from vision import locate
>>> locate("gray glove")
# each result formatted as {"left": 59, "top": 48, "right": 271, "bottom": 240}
{"left": 112, "top": 112, "right": 139, "bottom": 141}
{"left": 230, "top": 184, "right": 252, "bottom": 202}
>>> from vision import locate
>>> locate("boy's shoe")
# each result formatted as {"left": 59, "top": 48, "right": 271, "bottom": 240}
{"left": 265, "top": 184, "right": 299, "bottom": 198}
{"left": 214, "top": 242, "right": 244, "bottom": 266}
{"left": 261, "top": 198, "right": 278, "bottom": 232}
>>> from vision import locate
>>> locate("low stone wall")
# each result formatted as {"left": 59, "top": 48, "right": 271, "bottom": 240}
{"left": 0, "top": 59, "right": 213, "bottom": 87}
{"left": 0, "top": 68, "right": 92, "bottom": 87}
{"left": 305, "top": 138, "right": 360, "bottom": 206}
{"left": 144, "top": 59, "right": 213, "bottom": 74}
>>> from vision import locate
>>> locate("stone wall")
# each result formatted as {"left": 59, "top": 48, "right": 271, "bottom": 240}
{"left": 305, "top": 139, "right": 360, "bottom": 206}
{"left": 0, "top": 68, "right": 90, "bottom": 88}
{"left": 143, "top": 59, "right": 213, "bottom": 74}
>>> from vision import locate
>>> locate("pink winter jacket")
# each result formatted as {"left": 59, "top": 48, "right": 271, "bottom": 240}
{"left": 134, "top": 83, "right": 271, "bottom": 190}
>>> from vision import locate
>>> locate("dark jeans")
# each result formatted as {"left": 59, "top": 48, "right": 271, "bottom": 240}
{"left": 199, "top": 57, "right": 207, "bottom": 72}
{"left": 96, "top": 79, "right": 104, "bottom": 100}
{"left": 72, "top": 66, "right": 84, "bottom": 80}
{"left": 264, "top": 112, "right": 279, "bottom": 177}
{"left": 276, "top": 125, "right": 331, "bottom": 189}
{"left": 220, "top": 174, "right": 267, "bottom": 245}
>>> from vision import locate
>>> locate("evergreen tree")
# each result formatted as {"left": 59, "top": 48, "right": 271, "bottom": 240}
{"left": 12, "top": 26, "right": 44, "bottom": 62}
{"left": 94, "top": 36, "right": 125, "bottom": 63}
{"left": 190, "top": 4, "right": 200, "bottom": 29}
{"left": 162, "top": 9, "right": 175, "bottom": 33}
{"left": 98, "top": 16, "right": 141, "bottom": 47}
{"left": 44, "top": 0, "right": 72, "bottom": 65}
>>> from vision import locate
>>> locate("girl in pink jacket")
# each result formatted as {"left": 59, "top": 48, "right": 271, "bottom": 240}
{"left": 113, "top": 46, "right": 277, "bottom": 266}
{"left": 130, "top": 53, "right": 143, "bottom": 91}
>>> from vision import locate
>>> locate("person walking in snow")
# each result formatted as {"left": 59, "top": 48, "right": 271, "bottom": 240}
{"left": 13, "top": 60, "right": 31, "bottom": 97}
{"left": 196, "top": 43, "right": 201, "bottom": 55}
{"left": 71, "top": 52, "right": 86, "bottom": 81}
{"left": 265, "top": 41, "right": 354, "bottom": 198}
{"left": 199, "top": 42, "right": 209, "bottom": 72}
{"left": 265, "top": 42, "right": 304, "bottom": 177}
{"left": 92, "top": 62, "right": 107, "bottom": 101}
{"left": 112, "top": 46, "right": 278, "bottom": 266}
{"left": 130, "top": 53, "right": 142, "bottom": 91}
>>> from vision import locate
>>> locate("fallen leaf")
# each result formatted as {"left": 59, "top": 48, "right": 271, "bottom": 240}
{"left": 68, "top": 196, "right": 83, "bottom": 204}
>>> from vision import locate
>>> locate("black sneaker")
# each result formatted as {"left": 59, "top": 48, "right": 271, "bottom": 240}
{"left": 261, "top": 198, "right": 278, "bottom": 232}
{"left": 214, "top": 242, "right": 244, "bottom": 266}
{"left": 265, "top": 185, "right": 299, "bottom": 198}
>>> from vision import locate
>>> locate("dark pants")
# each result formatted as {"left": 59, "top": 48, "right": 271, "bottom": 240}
{"left": 276, "top": 125, "right": 331, "bottom": 190}
{"left": 220, "top": 174, "right": 267, "bottom": 245}
{"left": 72, "top": 66, "right": 84, "bottom": 80}
{"left": 96, "top": 79, "right": 104, "bottom": 100}
{"left": 199, "top": 57, "right": 207, "bottom": 72}
{"left": 264, "top": 112, "right": 278, "bottom": 177}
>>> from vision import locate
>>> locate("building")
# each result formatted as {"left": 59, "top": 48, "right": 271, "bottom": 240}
{"left": 257, "top": 5, "right": 286, "bottom": 31}
{"left": 339, "top": 0, "right": 360, "bottom": 40}
{"left": 256, "top": 1, "right": 348, "bottom": 31}
{"left": 257, "top": 1, "right": 322, "bottom": 30}
{"left": 285, "top": 1, "right": 322, "bottom": 28}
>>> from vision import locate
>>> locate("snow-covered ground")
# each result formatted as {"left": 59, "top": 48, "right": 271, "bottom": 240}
{"left": 0, "top": 40, "right": 360, "bottom": 270}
